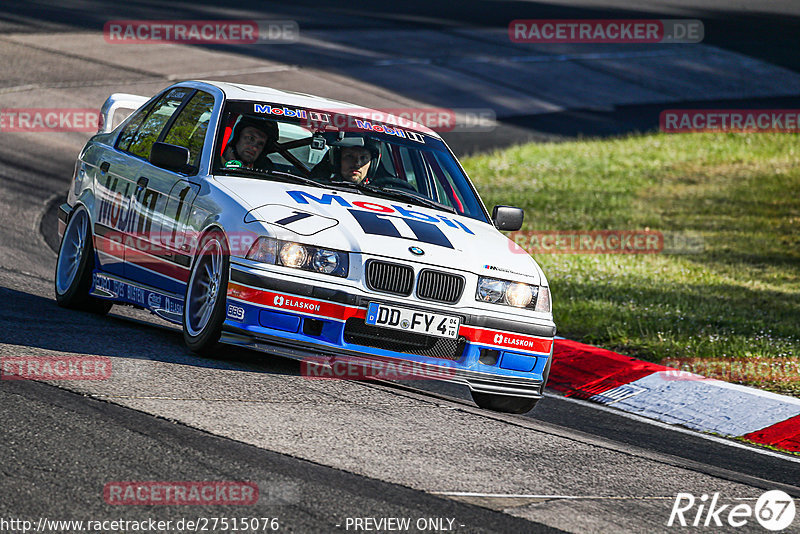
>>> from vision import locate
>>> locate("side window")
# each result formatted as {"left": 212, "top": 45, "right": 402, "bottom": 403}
{"left": 126, "top": 87, "right": 192, "bottom": 160}
{"left": 162, "top": 91, "right": 215, "bottom": 168}
{"left": 116, "top": 100, "right": 155, "bottom": 152}
{"left": 423, "top": 151, "right": 468, "bottom": 214}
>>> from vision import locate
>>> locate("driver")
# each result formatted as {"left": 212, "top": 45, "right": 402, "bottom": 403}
{"left": 339, "top": 146, "right": 373, "bottom": 183}
{"left": 328, "top": 138, "right": 380, "bottom": 184}
{"left": 222, "top": 117, "right": 277, "bottom": 170}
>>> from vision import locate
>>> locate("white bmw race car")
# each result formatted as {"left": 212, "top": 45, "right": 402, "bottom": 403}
{"left": 55, "top": 81, "right": 555, "bottom": 413}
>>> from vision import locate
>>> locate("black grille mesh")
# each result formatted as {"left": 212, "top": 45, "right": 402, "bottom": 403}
{"left": 366, "top": 260, "right": 413, "bottom": 296}
{"left": 343, "top": 318, "right": 466, "bottom": 360}
{"left": 417, "top": 270, "right": 465, "bottom": 304}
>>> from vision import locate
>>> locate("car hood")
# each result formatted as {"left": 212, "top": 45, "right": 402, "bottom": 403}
{"left": 214, "top": 177, "right": 542, "bottom": 285}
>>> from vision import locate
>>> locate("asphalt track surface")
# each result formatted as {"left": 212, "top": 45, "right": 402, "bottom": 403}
{"left": 1, "top": 2, "right": 800, "bottom": 533}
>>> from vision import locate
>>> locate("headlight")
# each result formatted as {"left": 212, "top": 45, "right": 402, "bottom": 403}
{"left": 280, "top": 242, "right": 308, "bottom": 268}
{"left": 477, "top": 278, "right": 505, "bottom": 303}
{"left": 506, "top": 282, "right": 533, "bottom": 308}
{"left": 312, "top": 249, "right": 340, "bottom": 274}
{"left": 246, "top": 237, "right": 277, "bottom": 264}
{"left": 246, "top": 237, "right": 348, "bottom": 277}
{"left": 476, "top": 276, "right": 546, "bottom": 311}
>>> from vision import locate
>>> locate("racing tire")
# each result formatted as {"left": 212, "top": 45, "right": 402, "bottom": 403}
{"left": 470, "top": 391, "right": 539, "bottom": 414}
{"left": 183, "top": 229, "right": 229, "bottom": 355}
{"left": 54, "top": 206, "right": 112, "bottom": 315}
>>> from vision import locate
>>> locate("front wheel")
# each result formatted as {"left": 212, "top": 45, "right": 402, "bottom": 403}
{"left": 54, "top": 206, "right": 112, "bottom": 315}
{"left": 471, "top": 391, "right": 539, "bottom": 414}
{"left": 183, "top": 230, "right": 229, "bottom": 354}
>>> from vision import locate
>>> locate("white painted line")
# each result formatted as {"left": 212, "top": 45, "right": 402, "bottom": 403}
{"left": 433, "top": 492, "right": 675, "bottom": 500}
{"left": 0, "top": 65, "right": 298, "bottom": 94}
{"left": 544, "top": 392, "right": 800, "bottom": 464}
{"left": 374, "top": 58, "right": 432, "bottom": 66}
{"left": 372, "top": 49, "right": 685, "bottom": 68}
{"left": 0, "top": 79, "right": 163, "bottom": 95}
{"left": 168, "top": 64, "right": 297, "bottom": 80}
{"left": 507, "top": 49, "right": 683, "bottom": 63}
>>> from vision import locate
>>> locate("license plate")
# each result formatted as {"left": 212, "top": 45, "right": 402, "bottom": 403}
{"left": 365, "top": 303, "right": 460, "bottom": 339}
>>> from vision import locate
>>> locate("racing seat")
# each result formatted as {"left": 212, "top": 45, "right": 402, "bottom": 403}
{"left": 309, "top": 158, "right": 334, "bottom": 180}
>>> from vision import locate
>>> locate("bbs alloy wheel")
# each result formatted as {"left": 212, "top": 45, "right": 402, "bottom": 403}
{"left": 54, "top": 207, "right": 111, "bottom": 315}
{"left": 183, "top": 230, "right": 229, "bottom": 354}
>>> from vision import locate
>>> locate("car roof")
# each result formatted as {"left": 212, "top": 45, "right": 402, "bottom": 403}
{"left": 195, "top": 80, "right": 442, "bottom": 139}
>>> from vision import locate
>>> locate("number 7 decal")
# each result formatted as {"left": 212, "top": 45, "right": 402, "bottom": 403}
{"left": 244, "top": 204, "right": 339, "bottom": 236}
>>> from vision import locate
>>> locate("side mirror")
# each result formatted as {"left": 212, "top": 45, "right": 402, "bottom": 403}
{"left": 150, "top": 142, "right": 191, "bottom": 172}
{"left": 492, "top": 205, "right": 524, "bottom": 231}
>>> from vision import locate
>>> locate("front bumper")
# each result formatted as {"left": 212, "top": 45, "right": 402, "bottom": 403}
{"left": 224, "top": 263, "right": 556, "bottom": 398}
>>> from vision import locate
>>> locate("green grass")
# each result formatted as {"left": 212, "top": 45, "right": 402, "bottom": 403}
{"left": 463, "top": 133, "right": 800, "bottom": 396}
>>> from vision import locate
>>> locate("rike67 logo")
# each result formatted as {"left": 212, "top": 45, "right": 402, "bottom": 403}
{"left": 668, "top": 490, "right": 796, "bottom": 530}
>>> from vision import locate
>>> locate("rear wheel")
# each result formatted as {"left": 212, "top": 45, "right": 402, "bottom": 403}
{"left": 470, "top": 391, "right": 539, "bottom": 414}
{"left": 54, "top": 206, "right": 112, "bottom": 315}
{"left": 183, "top": 230, "right": 229, "bottom": 354}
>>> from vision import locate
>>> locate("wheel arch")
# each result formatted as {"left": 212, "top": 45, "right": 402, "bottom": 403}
{"left": 189, "top": 223, "right": 230, "bottom": 270}
{"left": 64, "top": 201, "right": 100, "bottom": 265}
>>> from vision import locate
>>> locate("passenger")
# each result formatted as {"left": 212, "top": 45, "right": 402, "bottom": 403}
{"left": 310, "top": 137, "right": 409, "bottom": 189}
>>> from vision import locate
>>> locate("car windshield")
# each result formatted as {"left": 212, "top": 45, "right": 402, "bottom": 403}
{"left": 213, "top": 100, "right": 489, "bottom": 222}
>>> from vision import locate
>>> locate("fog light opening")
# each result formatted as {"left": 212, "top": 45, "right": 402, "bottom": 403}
{"left": 479, "top": 348, "right": 500, "bottom": 366}
{"left": 303, "top": 318, "right": 324, "bottom": 336}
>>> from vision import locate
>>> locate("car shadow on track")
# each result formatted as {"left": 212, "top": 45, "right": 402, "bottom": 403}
{"left": 0, "top": 285, "right": 301, "bottom": 377}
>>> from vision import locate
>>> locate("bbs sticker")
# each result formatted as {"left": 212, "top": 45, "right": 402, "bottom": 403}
{"left": 226, "top": 304, "right": 245, "bottom": 321}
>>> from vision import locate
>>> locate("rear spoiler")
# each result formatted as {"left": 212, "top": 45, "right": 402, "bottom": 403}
{"left": 98, "top": 93, "right": 150, "bottom": 133}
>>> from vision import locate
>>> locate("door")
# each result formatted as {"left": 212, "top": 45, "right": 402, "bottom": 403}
{"left": 124, "top": 90, "right": 215, "bottom": 294}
